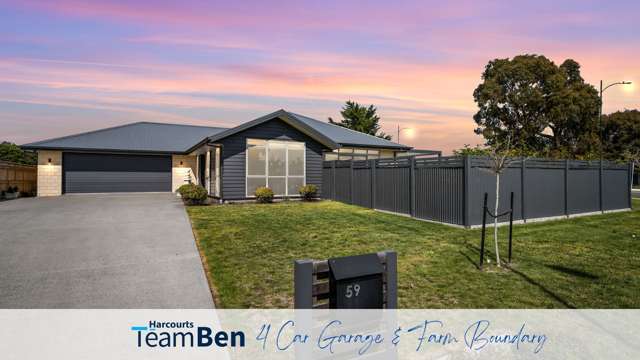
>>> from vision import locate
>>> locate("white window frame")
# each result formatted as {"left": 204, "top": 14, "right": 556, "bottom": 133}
{"left": 245, "top": 139, "right": 306, "bottom": 197}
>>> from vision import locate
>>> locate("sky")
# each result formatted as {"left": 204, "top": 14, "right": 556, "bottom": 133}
{"left": 0, "top": 0, "right": 638, "bottom": 154}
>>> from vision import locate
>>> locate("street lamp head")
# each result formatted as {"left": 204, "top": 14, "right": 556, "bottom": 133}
{"left": 622, "top": 81, "right": 632, "bottom": 85}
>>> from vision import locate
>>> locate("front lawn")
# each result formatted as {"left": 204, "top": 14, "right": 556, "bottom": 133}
{"left": 187, "top": 199, "right": 640, "bottom": 308}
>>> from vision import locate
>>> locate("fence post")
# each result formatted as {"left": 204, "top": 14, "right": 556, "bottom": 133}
{"left": 479, "top": 192, "right": 488, "bottom": 270}
{"left": 369, "top": 159, "right": 376, "bottom": 209}
{"left": 293, "top": 259, "right": 313, "bottom": 309}
{"left": 564, "top": 159, "right": 569, "bottom": 217}
{"left": 331, "top": 160, "right": 336, "bottom": 200}
{"left": 630, "top": 161, "right": 634, "bottom": 210}
{"left": 350, "top": 160, "right": 354, "bottom": 204}
{"left": 599, "top": 159, "right": 604, "bottom": 212}
{"left": 508, "top": 192, "right": 514, "bottom": 263}
{"left": 410, "top": 156, "right": 416, "bottom": 217}
{"left": 463, "top": 155, "right": 472, "bottom": 228}
{"left": 380, "top": 250, "right": 398, "bottom": 309}
{"left": 371, "top": 159, "right": 377, "bottom": 209}
{"left": 521, "top": 158, "right": 527, "bottom": 222}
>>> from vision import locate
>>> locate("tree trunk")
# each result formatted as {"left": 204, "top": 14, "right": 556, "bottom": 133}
{"left": 494, "top": 173, "right": 501, "bottom": 267}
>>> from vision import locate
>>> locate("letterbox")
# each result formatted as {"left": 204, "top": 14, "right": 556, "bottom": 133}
{"left": 328, "top": 253, "right": 384, "bottom": 309}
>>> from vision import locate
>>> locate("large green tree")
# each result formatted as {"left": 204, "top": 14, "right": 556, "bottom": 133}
{"left": 0, "top": 142, "right": 36, "bottom": 165}
{"left": 602, "top": 110, "right": 640, "bottom": 162}
{"left": 329, "top": 101, "right": 391, "bottom": 140}
{"left": 473, "top": 55, "right": 600, "bottom": 157}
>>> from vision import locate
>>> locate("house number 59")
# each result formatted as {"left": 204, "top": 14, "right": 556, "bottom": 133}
{"left": 345, "top": 284, "right": 361, "bottom": 298}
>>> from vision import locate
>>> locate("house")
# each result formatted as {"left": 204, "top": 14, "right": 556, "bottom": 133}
{"left": 22, "top": 109, "right": 412, "bottom": 200}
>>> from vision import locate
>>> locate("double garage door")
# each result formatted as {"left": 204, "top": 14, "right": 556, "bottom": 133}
{"left": 63, "top": 153, "right": 171, "bottom": 193}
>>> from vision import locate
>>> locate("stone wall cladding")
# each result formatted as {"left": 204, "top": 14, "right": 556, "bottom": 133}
{"left": 37, "top": 151, "right": 62, "bottom": 196}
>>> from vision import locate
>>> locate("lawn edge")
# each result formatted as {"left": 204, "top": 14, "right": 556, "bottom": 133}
{"left": 185, "top": 206, "right": 223, "bottom": 308}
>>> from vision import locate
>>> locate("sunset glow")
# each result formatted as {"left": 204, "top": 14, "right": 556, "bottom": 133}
{"left": 1, "top": 0, "right": 638, "bottom": 153}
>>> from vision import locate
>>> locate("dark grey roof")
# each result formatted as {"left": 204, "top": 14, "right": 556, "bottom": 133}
{"left": 208, "top": 109, "right": 411, "bottom": 150}
{"left": 22, "top": 122, "right": 226, "bottom": 154}
{"left": 22, "top": 110, "right": 411, "bottom": 154}
{"left": 287, "top": 111, "right": 411, "bottom": 150}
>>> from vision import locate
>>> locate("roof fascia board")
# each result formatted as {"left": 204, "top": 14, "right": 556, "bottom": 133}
{"left": 19, "top": 146, "right": 177, "bottom": 155}
{"left": 337, "top": 143, "right": 413, "bottom": 150}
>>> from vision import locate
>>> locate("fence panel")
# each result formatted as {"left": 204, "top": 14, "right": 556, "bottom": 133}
{"left": 352, "top": 161, "right": 372, "bottom": 208}
{"left": 415, "top": 166, "right": 465, "bottom": 224}
{"left": 0, "top": 161, "right": 37, "bottom": 194}
{"left": 321, "top": 163, "right": 333, "bottom": 199}
{"left": 374, "top": 160, "right": 411, "bottom": 215}
{"left": 468, "top": 162, "right": 523, "bottom": 225}
{"left": 334, "top": 162, "right": 351, "bottom": 203}
{"left": 603, "top": 166, "right": 631, "bottom": 210}
{"left": 322, "top": 156, "right": 632, "bottom": 228}
{"left": 567, "top": 162, "right": 600, "bottom": 214}
{"left": 523, "top": 160, "right": 566, "bottom": 219}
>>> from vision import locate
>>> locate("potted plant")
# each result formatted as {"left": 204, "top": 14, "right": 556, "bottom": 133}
{"left": 5, "top": 186, "right": 19, "bottom": 200}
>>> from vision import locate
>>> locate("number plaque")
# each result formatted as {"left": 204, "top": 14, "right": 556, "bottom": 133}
{"left": 328, "top": 253, "right": 384, "bottom": 309}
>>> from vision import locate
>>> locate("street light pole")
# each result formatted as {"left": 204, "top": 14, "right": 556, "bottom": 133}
{"left": 599, "top": 80, "right": 632, "bottom": 160}
{"left": 397, "top": 124, "right": 410, "bottom": 143}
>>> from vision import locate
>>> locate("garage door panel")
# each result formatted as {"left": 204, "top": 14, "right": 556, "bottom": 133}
{"left": 65, "top": 171, "right": 171, "bottom": 193}
{"left": 63, "top": 153, "right": 171, "bottom": 193}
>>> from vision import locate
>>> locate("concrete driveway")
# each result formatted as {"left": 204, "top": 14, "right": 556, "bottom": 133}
{"left": 0, "top": 193, "right": 214, "bottom": 308}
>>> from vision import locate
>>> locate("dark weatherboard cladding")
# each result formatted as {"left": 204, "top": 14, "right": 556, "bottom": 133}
{"left": 217, "top": 117, "right": 327, "bottom": 200}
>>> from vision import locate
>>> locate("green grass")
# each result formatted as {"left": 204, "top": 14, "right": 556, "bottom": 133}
{"left": 187, "top": 199, "right": 640, "bottom": 309}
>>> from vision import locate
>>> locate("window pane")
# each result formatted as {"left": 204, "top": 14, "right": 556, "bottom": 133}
{"left": 288, "top": 148, "right": 304, "bottom": 176}
{"left": 268, "top": 143, "right": 286, "bottom": 176}
{"left": 338, "top": 148, "right": 353, "bottom": 153}
{"left": 247, "top": 177, "right": 266, "bottom": 196}
{"left": 354, "top": 149, "right": 367, "bottom": 154}
{"left": 247, "top": 144, "right": 265, "bottom": 176}
{"left": 268, "top": 177, "right": 285, "bottom": 195}
{"left": 367, "top": 149, "right": 379, "bottom": 155}
{"left": 324, "top": 153, "right": 338, "bottom": 161}
{"left": 248, "top": 139, "right": 266, "bottom": 145}
{"left": 287, "top": 177, "right": 304, "bottom": 196}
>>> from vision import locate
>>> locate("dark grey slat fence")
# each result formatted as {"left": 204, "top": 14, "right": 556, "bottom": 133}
{"left": 322, "top": 156, "right": 633, "bottom": 227}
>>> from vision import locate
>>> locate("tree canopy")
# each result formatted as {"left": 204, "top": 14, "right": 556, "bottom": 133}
{"left": 472, "top": 54, "right": 600, "bottom": 158}
{"left": 329, "top": 101, "right": 391, "bottom": 140}
{"left": 0, "top": 142, "right": 36, "bottom": 165}
{"left": 602, "top": 110, "right": 640, "bottom": 163}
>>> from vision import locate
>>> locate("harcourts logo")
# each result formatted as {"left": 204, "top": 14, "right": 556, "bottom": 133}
{"left": 131, "top": 321, "right": 245, "bottom": 348}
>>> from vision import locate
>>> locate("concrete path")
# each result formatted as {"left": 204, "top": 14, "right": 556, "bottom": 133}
{"left": 0, "top": 193, "right": 214, "bottom": 308}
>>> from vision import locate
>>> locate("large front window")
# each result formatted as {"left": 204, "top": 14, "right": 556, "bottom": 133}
{"left": 246, "top": 139, "right": 305, "bottom": 197}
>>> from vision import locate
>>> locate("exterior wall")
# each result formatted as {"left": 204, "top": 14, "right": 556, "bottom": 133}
{"left": 379, "top": 150, "right": 396, "bottom": 159}
{"left": 218, "top": 118, "right": 328, "bottom": 200}
{"left": 37, "top": 150, "right": 62, "bottom": 196}
{"left": 171, "top": 155, "right": 198, "bottom": 192}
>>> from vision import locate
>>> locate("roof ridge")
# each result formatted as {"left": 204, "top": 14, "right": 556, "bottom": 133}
{"left": 137, "top": 121, "right": 227, "bottom": 129}
{"left": 287, "top": 111, "right": 407, "bottom": 147}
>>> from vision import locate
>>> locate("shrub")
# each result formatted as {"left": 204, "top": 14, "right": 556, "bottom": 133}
{"left": 298, "top": 184, "right": 318, "bottom": 201}
{"left": 254, "top": 186, "right": 274, "bottom": 203}
{"left": 6, "top": 186, "right": 17, "bottom": 193}
{"left": 177, "top": 183, "right": 208, "bottom": 205}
